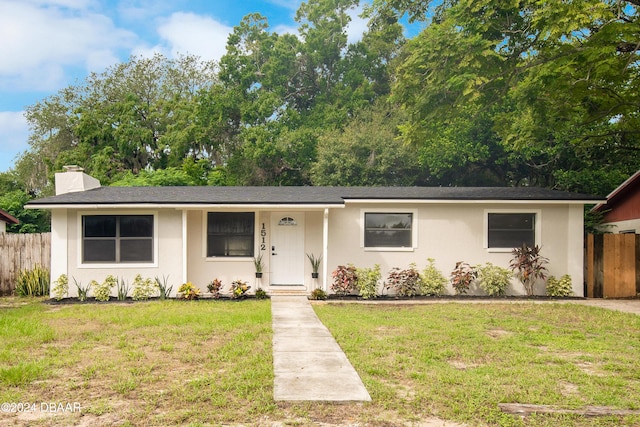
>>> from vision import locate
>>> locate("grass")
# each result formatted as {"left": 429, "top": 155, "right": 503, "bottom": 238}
{"left": 0, "top": 298, "right": 639, "bottom": 426}
{"left": 314, "top": 302, "right": 640, "bottom": 426}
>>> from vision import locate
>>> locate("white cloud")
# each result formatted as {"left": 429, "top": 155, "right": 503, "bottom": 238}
{"left": 345, "top": 4, "right": 368, "bottom": 44}
{"left": 0, "top": 0, "right": 137, "bottom": 90}
{"left": 155, "top": 12, "right": 233, "bottom": 62}
{"left": 0, "top": 111, "right": 29, "bottom": 172}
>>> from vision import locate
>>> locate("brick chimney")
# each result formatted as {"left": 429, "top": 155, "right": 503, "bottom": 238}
{"left": 54, "top": 165, "right": 101, "bottom": 195}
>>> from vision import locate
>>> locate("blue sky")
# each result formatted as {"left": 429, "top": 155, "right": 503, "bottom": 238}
{"left": 0, "top": 0, "right": 415, "bottom": 173}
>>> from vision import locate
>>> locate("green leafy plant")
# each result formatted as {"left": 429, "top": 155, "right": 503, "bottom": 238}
{"left": 546, "top": 275, "right": 574, "bottom": 297}
{"left": 255, "top": 288, "right": 268, "bottom": 299}
{"left": 355, "top": 264, "right": 380, "bottom": 299}
{"left": 52, "top": 274, "right": 69, "bottom": 300}
{"left": 450, "top": 261, "right": 477, "bottom": 295}
{"left": 476, "top": 263, "right": 511, "bottom": 296}
{"left": 15, "top": 265, "right": 49, "bottom": 297}
{"left": 94, "top": 275, "right": 117, "bottom": 302}
{"left": 510, "top": 244, "right": 549, "bottom": 296}
{"left": 309, "top": 288, "right": 327, "bottom": 300}
{"left": 155, "top": 275, "right": 173, "bottom": 300}
{"left": 74, "top": 278, "right": 92, "bottom": 302}
{"left": 307, "top": 253, "right": 322, "bottom": 275}
{"left": 420, "top": 258, "right": 446, "bottom": 296}
{"left": 131, "top": 274, "right": 157, "bottom": 301}
{"left": 117, "top": 278, "right": 129, "bottom": 301}
{"left": 230, "top": 280, "right": 250, "bottom": 299}
{"left": 331, "top": 264, "right": 358, "bottom": 296}
{"left": 254, "top": 253, "right": 264, "bottom": 275}
{"left": 206, "top": 278, "right": 223, "bottom": 298}
{"left": 385, "top": 263, "right": 421, "bottom": 297}
{"left": 178, "top": 282, "right": 200, "bottom": 300}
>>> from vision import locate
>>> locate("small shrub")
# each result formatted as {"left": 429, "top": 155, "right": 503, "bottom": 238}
{"left": 206, "top": 278, "right": 223, "bottom": 298}
{"left": 155, "top": 275, "right": 173, "bottom": 300}
{"left": 15, "top": 265, "right": 49, "bottom": 297}
{"left": 450, "top": 262, "right": 477, "bottom": 295}
{"left": 331, "top": 264, "right": 358, "bottom": 296}
{"left": 420, "top": 258, "right": 446, "bottom": 296}
{"left": 131, "top": 274, "right": 157, "bottom": 301}
{"left": 476, "top": 263, "right": 511, "bottom": 296}
{"left": 52, "top": 274, "right": 69, "bottom": 300}
{"left": 255, "top": 288, "right": 268, "bottom": 299}
{"left": 117, "top": 278, "right": 129, "bottom": 301}
{"left": 546, "top": 275, "right": 574, "bottom": 297}
{"left": 94, "top": 275, "right": 117, "bottom": 302}
{"left": 385, "top": 263, "right": 421, "bottom": 297}
{"left": 309, "top": 288, "right": 327, "bottom": 300}
{"left": 178, "top": 282, "right": 200, "bottom": 300}
{"left": 510, "top": 244, "right": 549, "bottom": 296}
{"left": 73, "top": 278, "right": 91, "bottom": 302}
{"left": 356, "top": 264, "right": 381, "bottom": 299}
{"left": 230, "top": 280, "right": 250, "bottom": 299}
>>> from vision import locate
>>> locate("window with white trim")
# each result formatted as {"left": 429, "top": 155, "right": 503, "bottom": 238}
{"left": 487, "top": 212, "right": 536, "bottom": 249}
{"left": 207, "top": 212, "right": 255, "bottom": 257}
{"left": 82, "top": 215, "right": 154, "bottom": 263}
{"left": 364, "top": 212, "right": 413, "bottom": 248}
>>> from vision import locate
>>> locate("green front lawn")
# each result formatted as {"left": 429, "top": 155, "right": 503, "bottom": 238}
{"left": 1, "top": 298, "right": 639, "bottom": 426}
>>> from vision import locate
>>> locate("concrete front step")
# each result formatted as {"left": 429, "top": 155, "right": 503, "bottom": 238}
{"left": 269, "top": 286, "right": 308, "bottom": 296}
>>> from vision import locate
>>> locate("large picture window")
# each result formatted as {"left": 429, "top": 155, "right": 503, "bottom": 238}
{"left": 364, "top": 212, "right": 413, "bottom": 248}
{"left": 487, "top": 213, "right": 536, "bottom": 248}
{"left": 207, "top": 212, "right": 255, "bottom": 257}
{"left": 83, "top": 215, "right": 154, "bottom": 263}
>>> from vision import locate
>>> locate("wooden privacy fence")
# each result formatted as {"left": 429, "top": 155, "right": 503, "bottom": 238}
{"left": 586, "top": 233, "right": 640, "bottom": 298}
{"left": 0, "top": 233, "right": 51, "bottom": 295}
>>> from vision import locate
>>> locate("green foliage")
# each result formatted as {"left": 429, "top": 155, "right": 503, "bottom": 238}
{"left": 331, "top": 264, "right": 358, "bottom": 296}
{"left": 74, "top": 278, "right": 92, "bottom": 302}
{"left": 309, "top": 288, "right": 328, "bottom": 300}
{"left": 254, "top": 288, "right": 268, "bottom": 299}
{"left": 117, "top": 278, "right": 129, "bottom": 301}
{"left": 546, "top": 275, "right": 574, "bottom": 297}
{"left": 94, "top": 275, "right": 117, "bottom": 302}
{"left": 253, "top": 253, "right": 264, "bottom": 273}
{"left": 131, "top": 274, "right": 157, "bottom": 301}
{"left": 450, "top": 262, "right": 477, "bottom": 295}
{"left": 207, "top": 279, "right": 223, "bottom": 298}
{"left": 385, "top": 263, "right": 421, "bottom": 297}
{"left": 476, "top": 263, "right": 511, "bottom": 297}
{"left": 155, "top": 275, "right": 172, "bottom": 300}
{"left": 230, "top": 280, "right": 251, "bottom": 299}
{"left": 0, "top": 189, "right": 50, "bottom": 233}
{"left": 306, "top": 253, "right": 322, "bottom": 273}
{"left": 15, "top": 265, "right": 49, "bottom": 297}
{"left": 355, "top": 264, "right": 381, "bottom": 299}
{"left": 52, "top": 274, "right": 68, "bottom": 300}
{"left": 178, "top": 282, "right": 200, "bottom": 300}
{"left": 419, "top": 258, "right": 446, "bottom": 296}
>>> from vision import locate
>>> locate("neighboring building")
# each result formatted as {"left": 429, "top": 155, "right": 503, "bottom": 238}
{"left": 26, "top": 168, "right": 601, "bottom": 298}
{"left": 592, "top": 170, "right": 640, "bottom": 234}
{"left": 0, "top": 209, "right": 19, "bottom": 233}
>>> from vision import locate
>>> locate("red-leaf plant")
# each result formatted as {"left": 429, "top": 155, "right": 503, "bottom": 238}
{"left": 450, "top": 261, "right": 477, "bottom": 295}
{"left": 509, "top": 244, "right": 549, "bottom": 296}
{"left": 331, "top": 264, "right": 358, "bottom": 296}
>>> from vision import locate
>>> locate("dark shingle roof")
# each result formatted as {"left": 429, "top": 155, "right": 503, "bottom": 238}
{"left": 26, "top": 186, "right": 602, "bottom": 207}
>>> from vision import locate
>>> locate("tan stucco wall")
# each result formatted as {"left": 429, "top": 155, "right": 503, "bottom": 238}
{"left": 326, "top": 203, "right": 585, "bottom": 296}
{"left": 53, "top": 208, "right": 183, "bottom": 298}
{"left": 601, "top": 219, "right": 640, "bottom": 234}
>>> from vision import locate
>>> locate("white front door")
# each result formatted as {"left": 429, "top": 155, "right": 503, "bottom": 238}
{"left": 270, "top": 212, "right": 305, "bottom": 285}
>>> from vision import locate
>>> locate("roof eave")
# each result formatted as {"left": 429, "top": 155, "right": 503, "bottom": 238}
{"left": 26, "top": 202, "right": 346, "bottom": 210}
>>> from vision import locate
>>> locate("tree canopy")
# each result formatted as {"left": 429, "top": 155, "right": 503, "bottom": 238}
{"left": 3, "top": 0, "right": 640, "bottom": 232}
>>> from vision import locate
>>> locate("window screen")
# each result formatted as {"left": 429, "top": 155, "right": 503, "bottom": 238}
{"left": 487, "top": 213, "right": 535, "bottom": 248}
{"left": 364, "top": 213, "right": 412, "bottom": 248}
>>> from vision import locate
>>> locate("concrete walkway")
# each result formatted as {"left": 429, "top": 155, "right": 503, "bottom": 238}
{"left": 271, "top": 295, "right": 371, "bottom": 402}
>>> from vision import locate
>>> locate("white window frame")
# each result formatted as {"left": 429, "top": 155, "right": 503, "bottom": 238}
{"left": 360, "top": 208, "right": 418, "bottom": 252}
{"left": 484, "top": 209, "right": 541, "bottom": 253}
{"left": 77, "top": 210, "right": 159, "bottom": 268}
{"left": 203, "top": 210, "right": 258, "bottom": 262}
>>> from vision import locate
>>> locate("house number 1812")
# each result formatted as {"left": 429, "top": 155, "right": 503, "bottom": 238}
{"left": 260, "top": 223, "right": 267, "bottom": 251}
